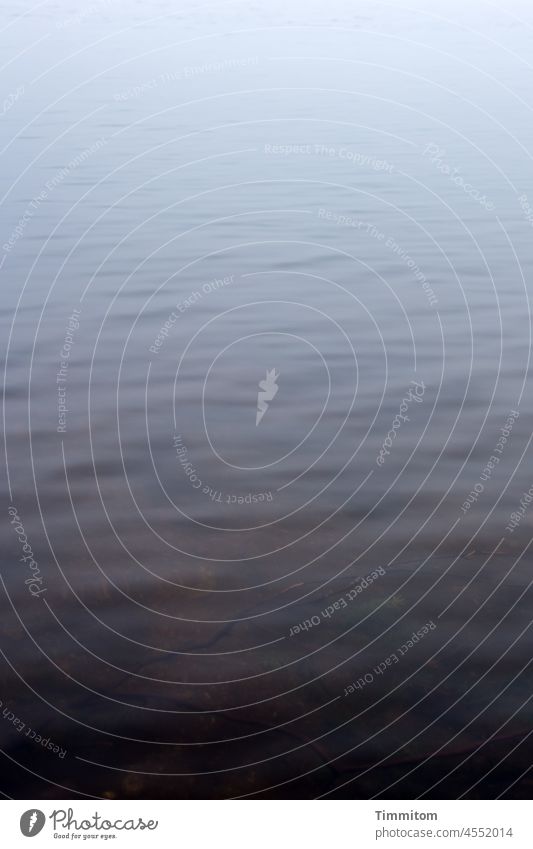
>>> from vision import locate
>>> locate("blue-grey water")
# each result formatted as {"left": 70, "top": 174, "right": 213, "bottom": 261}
{"left": 1, "top": 0, "right": 533, "bottom": 798}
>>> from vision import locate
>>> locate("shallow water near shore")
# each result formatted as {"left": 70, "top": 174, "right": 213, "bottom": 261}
{"left": 1, "top": 0, "right": 533, "bottom": 798}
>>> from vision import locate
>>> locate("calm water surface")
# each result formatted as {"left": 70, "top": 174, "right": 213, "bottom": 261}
{"left": 1, "top": 0, "right": 533, "bottom": 798}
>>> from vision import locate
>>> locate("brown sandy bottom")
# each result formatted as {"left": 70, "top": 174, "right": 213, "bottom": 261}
{"left": 1, "top": 548, "right": 531, "bottom": 799}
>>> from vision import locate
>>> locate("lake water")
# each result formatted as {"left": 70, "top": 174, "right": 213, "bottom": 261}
{"left": 1, "top": 0, "right": 533, "bottom": 799}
